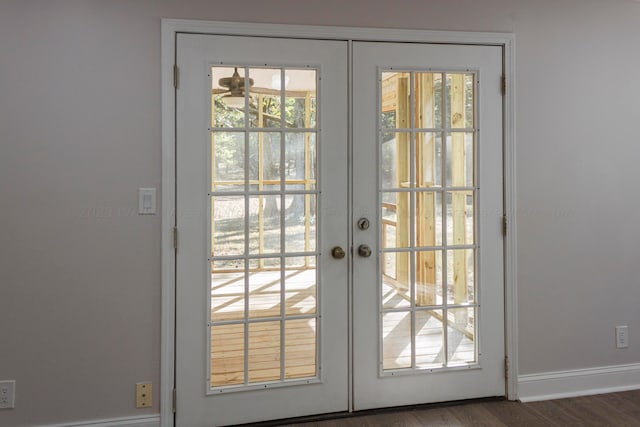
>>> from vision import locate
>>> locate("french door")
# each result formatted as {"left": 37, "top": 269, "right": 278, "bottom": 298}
{"left": 175, "top": 34, "right": 349, "bottom": 426}
{"left": 175, "top": 34, "right": 504, "bottom": 426}
{"left": 352, "top": 42, "right": 505, "bottom": 409}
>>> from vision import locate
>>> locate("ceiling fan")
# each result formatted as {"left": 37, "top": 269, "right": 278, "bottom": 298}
{"left": 212, "top": 67, "right": 279, "bottom": 98}
{"left": 211, "top": 67, "right": 307, "bottom": 108}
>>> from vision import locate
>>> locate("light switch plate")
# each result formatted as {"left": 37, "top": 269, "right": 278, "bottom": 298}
{"left": 616, "top": 325, "right": 629, "bottom": 348}
{"left": 138, "top": 188, "right": 156, "bottom": 215}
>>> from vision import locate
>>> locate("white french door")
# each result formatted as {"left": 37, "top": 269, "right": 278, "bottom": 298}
{"left": 175, "top": 34, "right": 349, "bottom": 426}
{"left": 175, "top": 33, "right": 504, "bottom": 427}
{"left": 352, "top": 42, "right": 505, "bottom": 409}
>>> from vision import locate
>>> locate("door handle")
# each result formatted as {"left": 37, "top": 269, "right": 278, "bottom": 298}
{"left": 331, "top": 246, "right": 346, "bottom": 259}
{"left": 357, "top": 244, "right": 372, "bottom": 258}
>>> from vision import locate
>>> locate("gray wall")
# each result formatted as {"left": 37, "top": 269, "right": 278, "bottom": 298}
{"left": 2, "top": 0, "right": 640, "bottom": 425}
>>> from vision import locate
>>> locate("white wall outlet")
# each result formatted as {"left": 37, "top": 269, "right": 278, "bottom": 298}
{"left": 136, "top": 382, "right": 152, "bottom": 408}
{"left": 0, "top": 380, "right": 15, "bottom": 409}
{"left": 616, "top": 325, "right": 629, "bottom": 349}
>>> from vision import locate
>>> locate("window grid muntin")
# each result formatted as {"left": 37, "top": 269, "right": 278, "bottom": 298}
{"left": 379, "top": 69, "right": 479, "bottom": 373}
{"left": 209, "top": 65, "right": 320, "bottom": 391}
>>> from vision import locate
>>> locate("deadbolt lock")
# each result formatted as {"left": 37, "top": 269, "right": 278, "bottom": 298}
{"left": 357, "top": 218, "right": 370, "bottom": 230}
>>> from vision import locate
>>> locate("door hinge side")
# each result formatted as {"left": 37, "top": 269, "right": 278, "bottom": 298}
{"left": 504, "top": 356, "right": 510, "bottom": 379}
{"left": 502, "top": 215, "right": 507, "bottom": 236}
{"left": 173, "top": 227, "right": 178, "bottom": 249}
{"left": 501, "top": 74, "right": 506, "bottom": 96}
{"left": 172, "top": 388, "right": 177, "bottom": 413}
{"left": 174, "top": 64, "right": 179, "bottom": 89}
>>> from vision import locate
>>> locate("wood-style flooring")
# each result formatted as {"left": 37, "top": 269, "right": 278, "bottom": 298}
{"left": 272, "top": 391, "right": 640, "bottom": 426}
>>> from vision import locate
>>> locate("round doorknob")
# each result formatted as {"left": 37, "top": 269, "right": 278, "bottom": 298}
{"left": 331, "top": 246, "right": 346, "bottom": 259}
{"left": 358, "top": 244, "right": 372, "bottom": 258}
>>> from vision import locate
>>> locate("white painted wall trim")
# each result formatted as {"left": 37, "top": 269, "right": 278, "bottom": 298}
{"left": 502, "top": 34, "right": 518, "bottom": 401}
{"left": 38, "top": 415, "right": 160, "bottom": 427}
{"left": 518, "top": 363, "right": 640, "bottom": 402}
{"left": 161, "top": 19, "right": 517, "bottom": 426}
{"left": 160, "top": 18, "right": 177, "bottom": 427}
{"left": 163, "top": 18, "right": 513, "bottom": 45}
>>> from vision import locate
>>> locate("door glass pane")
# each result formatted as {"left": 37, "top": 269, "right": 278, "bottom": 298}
{"left": 445, "top": 132, "right": 474, "bottom": 187}
{"left": 209, "top": 65, "right": 320, "bottom": 390}
{"left": 415, "top": 310, "right": 444, "bottom": 368}
{"left": 285, "top": 69, "right": 317, "bottom": 128}
{"left": 382, "top": 132, "right": 411, "bottom": 190}
{"left": 250, "top": 132, "right": 281, "bottom": 190}
{"left": 380, "top": 70, "right": 478, "bottom": 372}
{"left": 381, "top": 192, "right": 410, "bottom": 249}
{"left": 249, "top": 195, "right": 281, "bottom": 255}
{"left": 211, "top": 260, "right": 245, "bottom": 321}
{"left": 211, "top": 196, "right": 245, "bottom": 257}
{"left": 285, "top": 318, "right": 316, "bottom": 379}
{"left": 249, "top": 258, "right": 281, "bottom": 318}
{"left": 416, "top": 192, "right": 442, "bottom": 247}
{"left": 284, "top": 194, "right": 316, "bottom": 253}
{"left": 446, "top": 73, "right": 474, "bottom": 129}
{"left": 447, "top": 307, "right": 475, "bottom": 364}
{"left": 446, "top": 192, "right": 474, "bottom": 246}
{"left": 415, "top": 73, "right": 443, "bottom": 129}
{"left": 381, "top": 72, "right": 411, "bottom": 129}
{"left": 248, "top": 321, "right": 281, "bottom": 383}
{"left": 446, "top": 249, "right": 475, "bottom": 305}
{"left": 416, "top": 250, "right": 442, "bottom": 307}
{"left": 212, "top": 66, "right": 247, "bottom": 128}
{"left": 382, "top": 311, "right": 412, "bottom": 369}
{"left": 416, "top": 133, "right": 442, "bottom": 188}
{"left": 212, "top": 132, "right": 245, "bottom": 192}
{"left": 284, "top": 257, "right": 316, "bottom": 315}
{"left": 211, "top": 324, "right": 245, "bottom": 387}
{"left": 249, "top": 67, "right": 282, "bottom": 129}
{"left": 285, "top": 133, "right": 316, "bottom": 190}
{"left": 382, "top": 251, "right": 410, "bottom": 309}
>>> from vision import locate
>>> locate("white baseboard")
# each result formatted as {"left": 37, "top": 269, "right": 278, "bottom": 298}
{"left": 518, "top": 362, "right": 640, "bottom": 402}
{"left": 39, "top": 414, "right": 160, "bottom": 427}
{"left": 31, "top": 365, "right": 640, "bottom": 425}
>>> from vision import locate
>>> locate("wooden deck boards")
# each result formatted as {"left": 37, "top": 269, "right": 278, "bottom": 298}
{"left": 210, "top": 269, "right": 317, "bottom": 387}
{"left": 210, "top": 269, "right": 472, "bottom": 386}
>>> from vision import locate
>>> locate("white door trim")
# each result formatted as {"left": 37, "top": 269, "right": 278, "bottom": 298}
{"left": 161, "top": 19, "right": 516, "bottom": 427}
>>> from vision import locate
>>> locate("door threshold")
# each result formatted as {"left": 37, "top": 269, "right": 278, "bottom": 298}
{"left": 232, "top": 396, "right": 506, "bottom": 426}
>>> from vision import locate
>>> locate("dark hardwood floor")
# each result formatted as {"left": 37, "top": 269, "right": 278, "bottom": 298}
{"left": 278, "top": 390, "right": 640, "bottom": 426}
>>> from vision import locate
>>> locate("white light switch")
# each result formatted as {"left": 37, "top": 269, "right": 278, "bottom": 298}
{"left": 616, "top": 325, "right": 629, "bottom": 348}
{"left": 138, "top": 188, "right": 156, "bottom": 215}
{"left": 0, "top": 380, "right": 15, "bottom": 409}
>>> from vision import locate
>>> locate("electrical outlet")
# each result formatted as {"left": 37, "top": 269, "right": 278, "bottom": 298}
{"left": 0, "top": 380, "right": 15, "bottom": 409}
{"left": 616, "top": 325, "right": 629, "bottom": 349}
{"left": 136, "top": 382, "right": 152, "bottom": 408}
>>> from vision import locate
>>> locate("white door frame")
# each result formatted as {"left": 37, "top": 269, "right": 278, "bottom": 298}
{"left": 161, "top": 19, "right": 516, "bottom": 427}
